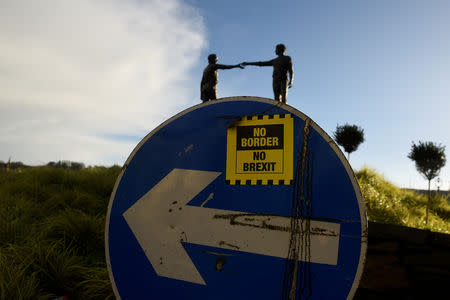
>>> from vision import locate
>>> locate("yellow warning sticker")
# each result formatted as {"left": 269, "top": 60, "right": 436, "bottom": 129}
{"left": 226, "top": 114, "right": 293, "bottom": 185}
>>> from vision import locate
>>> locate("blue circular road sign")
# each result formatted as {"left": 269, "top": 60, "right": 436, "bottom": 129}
{"left": 106, "top": 97, "right": 367, "bottom": 300}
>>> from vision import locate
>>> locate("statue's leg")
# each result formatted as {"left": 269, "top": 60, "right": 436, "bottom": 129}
{"left": 212, "top": 86, "right": 218, "bottom": 100}
{"left": 201, "top": 93, "right": 211, "bottom": 102}
{"left": 280, "top": 81, "right": 288, "bottom": 104}
{"left": 201, "top": 89, "right": 207, "bottom": 102}
{"left": 273, "top": 80, "right": 281, "bottom": 102}
{"left": 201, "top": 85, "right": 214, "bottom": 102}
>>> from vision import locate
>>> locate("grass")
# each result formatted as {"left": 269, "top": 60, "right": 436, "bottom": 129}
{"left": 356, "top": 167, "right": 450, "bottom": 233}
{"left": 0, "top": 166, "right": 120, "bottom": 300}
{"left": 0, "top": 165, "right": 448, "bottom": 299}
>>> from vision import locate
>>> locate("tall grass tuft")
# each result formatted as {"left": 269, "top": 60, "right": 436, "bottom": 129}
{"left": 41, "top": 209, "right": 105, "bottom": 258}
{"left": 0, "top": 246, "right": 55, "bottom": 300}
{"left": 74, "top": 266, "right": 115, "bottom": 300}
{"left": 28, "top": 241, "right": 86, "bottom": 297}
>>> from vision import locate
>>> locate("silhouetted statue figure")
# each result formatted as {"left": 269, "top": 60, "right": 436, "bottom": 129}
{"left": 201, "top": 54, "right": 244, "bottom": 102}
{"left": 243, "top": 44, "right": 294, "bottom": 103}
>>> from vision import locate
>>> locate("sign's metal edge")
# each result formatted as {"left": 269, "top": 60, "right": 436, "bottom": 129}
{"left": 105, "top": 167, "right": 125, "bottom": 300}
{"left": 104, "top": 96, "right": 368, "bottom": 300}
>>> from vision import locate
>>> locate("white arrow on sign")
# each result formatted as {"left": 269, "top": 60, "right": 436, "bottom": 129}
{"left": 123, "top": 168, "right": 340, "bottom": 285}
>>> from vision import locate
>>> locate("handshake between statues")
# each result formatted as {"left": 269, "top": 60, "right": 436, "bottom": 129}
{"left": 201, "top": 44, "right": 293, "bottom": 103}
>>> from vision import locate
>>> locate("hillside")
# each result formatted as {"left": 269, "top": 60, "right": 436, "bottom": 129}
{"left": 0, "top": 165, "right": 448, "bottom": 299}
{"left": 356, "top": 167, "right": 450, "bottom": 234}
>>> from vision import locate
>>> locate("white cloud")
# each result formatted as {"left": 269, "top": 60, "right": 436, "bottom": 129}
{"left": 0, "top": 0, "right": 206, "bottom": 165}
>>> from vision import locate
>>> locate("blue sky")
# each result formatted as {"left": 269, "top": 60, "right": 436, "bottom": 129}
{"left": 1, "top": 0, "right": 449, "bottom": 190}
{"left": 193, "top": 0, "right": 450, "bottom": 191}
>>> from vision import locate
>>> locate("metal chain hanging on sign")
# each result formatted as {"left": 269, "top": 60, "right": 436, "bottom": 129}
{"left": 282, "top": 118, "right": 313, "bottom": 300}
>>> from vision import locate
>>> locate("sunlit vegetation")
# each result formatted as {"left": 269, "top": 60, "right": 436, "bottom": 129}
{"left": 0, "top": 165, "right": 449, "bottom": 299}
{"left": 356, "top": 167, "right": 450, "bottom": 234}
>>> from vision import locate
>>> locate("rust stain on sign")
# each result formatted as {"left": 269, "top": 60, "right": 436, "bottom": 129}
{"left": 214, "top": 213, "right": 339, "bottom": 237}
{"left": 219, "top": 241, "right": 240, "bottom": 250}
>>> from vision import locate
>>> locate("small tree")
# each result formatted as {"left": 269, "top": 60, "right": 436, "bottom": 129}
{"left": 333, "top": 124, "right": 365, "bottom": 161}
{"left": 408, "top": 141, "right": 446, "bottom": 224}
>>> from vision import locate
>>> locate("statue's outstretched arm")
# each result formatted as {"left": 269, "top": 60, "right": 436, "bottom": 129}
{"left": 243, "top": 60, "right": 273, "bottom": 67}
{"left": 216, "top": 64, "right": 244, "bottom": 70}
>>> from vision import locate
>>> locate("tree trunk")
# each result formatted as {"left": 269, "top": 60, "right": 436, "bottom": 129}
{"left": 347, "top": 152, "right": 350, "bottom": 161}
{"left": 426, "top": 179, "right": 431, "bottom": 225}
